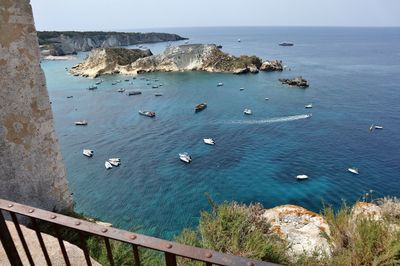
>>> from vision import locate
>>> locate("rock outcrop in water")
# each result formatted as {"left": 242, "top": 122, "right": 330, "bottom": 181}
{"left": 279, "top": 76, "right": 309, "bottom": 87}
{"left": 70, "top": 48, "right": 153, "bottom": 77}
{"left": 260, "top": 60, "right": 283, "bottom": 71}
{"left": 70, "top": 44, "right": 278, "bottom": 77}
{"left": 38, "top": 31, "right": 187, "bottom": 56}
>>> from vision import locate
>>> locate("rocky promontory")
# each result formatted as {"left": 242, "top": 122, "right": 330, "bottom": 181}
{"left": 70, "top": 44, "right": 284, "bottom": 77}
{"left": 70, "top": 48, "right": 153, "bottom": 77}
{"left": 279, "top": 76, "right": 309, "bottom": 87}
{"left": 38, "top": 31, "right": 187, "bottom": 56}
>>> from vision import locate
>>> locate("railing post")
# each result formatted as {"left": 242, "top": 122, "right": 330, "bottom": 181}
{"left": 165, "top": 252, "right": 177, "bottom": 266}
{"left": 0, "top": 210, "right": 23, "bottom": 266}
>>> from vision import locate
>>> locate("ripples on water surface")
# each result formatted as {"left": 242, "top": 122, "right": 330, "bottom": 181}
{"left": 43, "top": 27, "right": 400, "bottom": 238}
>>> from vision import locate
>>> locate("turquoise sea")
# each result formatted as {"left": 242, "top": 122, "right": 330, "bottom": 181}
{"left": 42, "top": 27, "right": 400, "bottom": 239}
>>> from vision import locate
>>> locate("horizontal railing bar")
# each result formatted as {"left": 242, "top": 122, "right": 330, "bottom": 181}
{"left": 0, "top": 199, "right": 279, "bottom": 266}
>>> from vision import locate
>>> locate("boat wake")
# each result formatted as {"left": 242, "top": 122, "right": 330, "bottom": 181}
{"left": 226, "top": 114, "right": 312, "bottom": 125}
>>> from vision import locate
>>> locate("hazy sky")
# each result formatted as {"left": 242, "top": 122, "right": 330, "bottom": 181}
{"left": 30, "top": 0, "right": 400, "bottom": 31}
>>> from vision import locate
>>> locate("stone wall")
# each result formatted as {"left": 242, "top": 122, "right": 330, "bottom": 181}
{"left": 0, "top": 0, "right": 72, "bottom": 212}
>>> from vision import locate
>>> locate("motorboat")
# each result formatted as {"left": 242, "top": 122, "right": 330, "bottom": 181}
{"left": 305, "top": 104, "right": 313, "bottom": 108}
{"left": 105, "top": 161, "right": 113, "bottom": 169}
{"left": 375, "top": 125, "right": 383, "bottom": 129}
{"left": 217, "top": 82, "right": 223, "bottom": 87}
{"left": 83, "top": 149, "right": 94, "bottom": 157}
{"left": 112, "top": 82, "right": 117, "bottom": 85}
{"left": 152, "top": 85, "right": 159, "bottom": 88}
{"left": 265, "top": 98, "right": 269, "bottom": 100}
{"left": 239, "top": 88, "right": 245, "bottom": 91}
{"left": 348, "top": 167, "right": 359, "bottom": 175}
{"left": 66, "top": 96, "right": 73, "bottom": 99}
{"left": 195, "top": 103, "right": 207, "bottom": 112}
{"left": 279, "top": 42, "right": 294, "bottom": 46}
{"left": 108, "top": 159, "right": 120, "bottom": 167}
{"left": 179, "top": 152, "right": 192, "bottom": 163}
{"left": 127, "top": 91, "right": 142, "bottom": 96}
{"left": 88, "top": 85, "right": 97, "bottom": 90}
{"left": 296, "top": 175, "right": 309, "bottom": 180}
{"left": 109, "top": 158, "right": 120, "bottom": 162}
{"left": 75, "top": 120, "right": 88, "bottom": 126}
{"left": 117, "top": 88, "right": 125, "bottom": 93}
{"left": 203, "top": 138, "right": 215, "bottom": 145}
{"left": 244, "top": 109, "right": 252, "bottom": 115}
{"left": 125, "top": 79, "right": 130, "bottom": 82}
{"left": 139, "top": 110, "right": 156, "bottom": 117}
{"left": 95, "top": 80, "right": 102, "bottom": 85}
{"left": 154, "top": 93, "right": 163, "bottom": 96}
{"left": 237, "top": 38, "right": 241, "bottom": 42}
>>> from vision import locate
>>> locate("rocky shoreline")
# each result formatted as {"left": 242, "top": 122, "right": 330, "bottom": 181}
{"left": 38, "top": 31, "right": 187, "bottom": 57}
{"left": 70, "top": 44, "right": 284, "bottom": 77}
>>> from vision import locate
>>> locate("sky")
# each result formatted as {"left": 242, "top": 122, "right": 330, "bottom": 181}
{"left": 30, "top": 0, "right": 400, "bottom": 31}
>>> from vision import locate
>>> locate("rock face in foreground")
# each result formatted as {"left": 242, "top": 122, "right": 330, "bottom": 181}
{"left": 261, "top": 205, "right": 331, "bottom": 257}
{"left": 279, "top": 76, "right": 309, "bottom": 87}
{"left": 38, "top": 31, "right": 187, "bottom": 56}
{"left": 70, "top": 48, "right": 153, "bottom": 77}
{"left": 71, "top": 44, "right": 279, "bottom": 77}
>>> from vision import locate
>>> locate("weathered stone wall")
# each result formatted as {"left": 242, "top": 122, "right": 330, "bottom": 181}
{"left": 0, "top": 0, "right": 72, "bottom": 212}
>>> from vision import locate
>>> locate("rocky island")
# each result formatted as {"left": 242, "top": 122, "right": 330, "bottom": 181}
{"left": 70, "top": 44, "right": 284, "bottom": 77}
{"left": 38, "top": 31, "right": 187, "bottom": 56}
{"left": 279, "top": 76, "right": 309, "bottom": 87}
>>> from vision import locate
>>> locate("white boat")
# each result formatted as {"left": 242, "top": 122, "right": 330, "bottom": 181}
{"left": 83, "top": 149, "right": 94, "bottom": 157}
{"left": 105, "top": 161, "right": 113, "bottom": 169}
{"left": 75, "top": 120, "right": 88, "bottom": 126}
{"left": 108, "top": 160, "right": 120, "bottom": 167}
{"left": 179, "top": 152, "right": 192, "bottom": 163}
{"left": 375, "top": 125, "right": 383, "bottom": 129}
{"left": 237, "top": 38, "right": 241, "bottom": 42}
{"left": 348, "top": 167, "right": 359, "bottom": 175}
{"left": 88, "top": 85, "right": 97, "bottom": 90}
{"left": 369, "top": 124, "right": 374, "bottom": 131}
{"left": 203, "top": 138, "right": 215, "bottom": 145}
{"left": 109, "top": 158, "right": 120, "bottom": 162}
{"left": 305, "top": 104, "right": 313, "bottom": 108}
{"left": 265, "top": 98, "right": 269, "bottom": 100}
{"left": 217, "top": 82, "right": 223, "bottom": 87}
{"left": 296, "top": 175, "right": 309, "bottom": 180}
{"left": 117, "top": 88, "right": 125, "bottom": 93}
{"left": 244, "top": 109, "right": 252, "bottom": 115}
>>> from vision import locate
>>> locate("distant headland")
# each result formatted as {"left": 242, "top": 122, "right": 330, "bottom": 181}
{"left": 37, "top": 31, "right": 188, "bottom": 56}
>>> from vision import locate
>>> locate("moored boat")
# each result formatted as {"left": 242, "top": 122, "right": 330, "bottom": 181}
{"left": 127, "top": 91, "right": 142, "bottom": 96}
{"left": 179, "top": 152, "right": 192, "bottom": 163}
{"left": 279, "top": 42, "right": 294, "bottom": 46}
{"left": 296, "top": 175, "right": 309, "bottom": 180}
{"left": 139, "top": 110, "right": 156, "bottom": 117}
{"left": 348, "top": 167, "right": 359, "bottom": 175}
{"left": 88, "top": 85, "right": 97, "bottom": 90}
{"left": 152, "top": 85, "right": 159, "bottom": 88}
{"left": 203, "top": 138, "right": 215, "bottom": 145}
{"left": 117, "top": 88, "right": 125, "bottom": 93}
{"left": 108, "top": 159, "right": 120, "bottom": 167}
{"left": 83, "top": 149, "right": 94, "bottom": 157}
{"left": 75, "top": 120, "right": 88, "bottom": 126}
{"left": 239, "top": 87, "right": 245, "bottom": 91}
{"left": 154, "top": 93, "right": 163, "bottom": 96}
{"left": 305, "top": 104, "right": 313, "bottom": 108}
{"left": 195, "top": 103, "right": 207, "bottom": 112}
{"left": 217, "top": 82, "right": 223, "bottom": 87}
{"left": 244, "top": 109, "right": 252, "bottom": 115}
{"left": 105, "top": 161, "right": 113, "bottom": 169}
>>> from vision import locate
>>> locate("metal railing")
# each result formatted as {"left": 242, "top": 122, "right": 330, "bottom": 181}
{"left": 0, "top": 199, "right": 279, "bottom": 266}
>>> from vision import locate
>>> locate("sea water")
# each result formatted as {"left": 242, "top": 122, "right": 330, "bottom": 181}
{"left": 42, "top": 27, "right": 400, "bottom": 239}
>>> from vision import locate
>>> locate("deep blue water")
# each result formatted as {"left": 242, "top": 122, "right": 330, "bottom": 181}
{"left": 42, "top": 27, "right": 400, "bottom": 239}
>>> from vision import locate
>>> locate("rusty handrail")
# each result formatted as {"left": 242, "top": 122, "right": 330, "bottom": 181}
{"left": 0, "top": 199, "right": 280, "bottom": 266}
